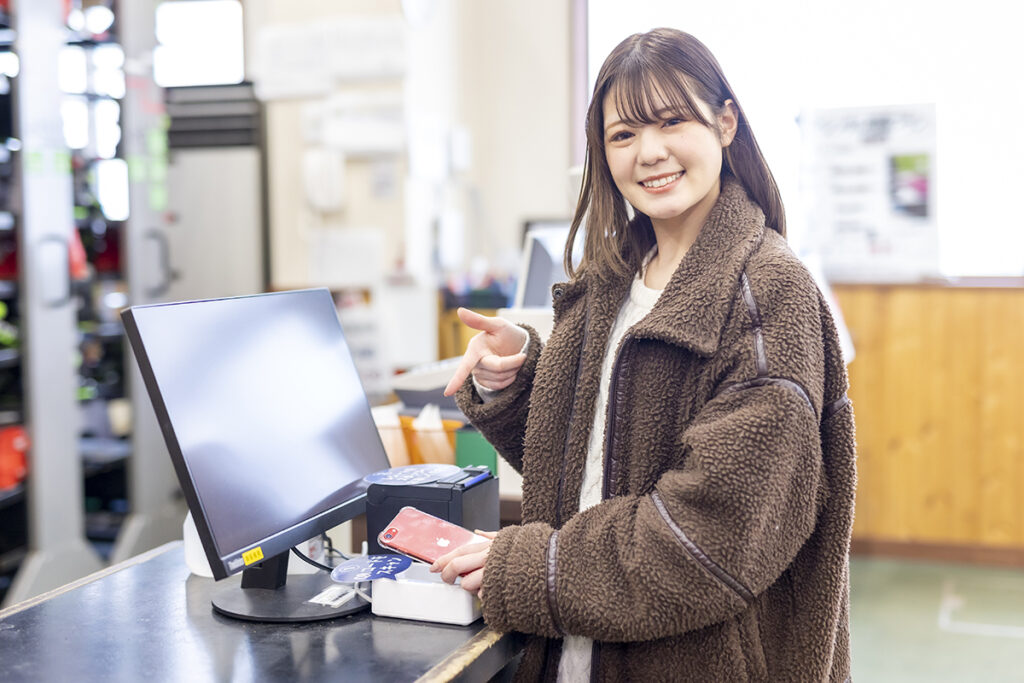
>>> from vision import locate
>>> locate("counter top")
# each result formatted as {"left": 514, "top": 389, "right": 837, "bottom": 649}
{"left": 0, "top": 542, "right": 521, "bottom": 682}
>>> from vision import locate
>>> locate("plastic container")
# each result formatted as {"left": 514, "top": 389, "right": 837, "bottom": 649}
{"left": 398, "top": 414, "right": 461, "bottom": 464}
{"left": 371, "top": 562, "right": 482, "bottom": 625}
{"left": 454, "top": 426, "right": 497, "bottom": 475}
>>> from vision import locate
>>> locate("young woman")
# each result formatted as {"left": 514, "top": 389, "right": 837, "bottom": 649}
{"left": 435, "top": 28, "right": 855, "bottom": 682}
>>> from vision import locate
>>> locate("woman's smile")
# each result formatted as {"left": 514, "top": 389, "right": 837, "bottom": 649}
{"left": 639, "top": 170, "right": 684, "bottom": 192}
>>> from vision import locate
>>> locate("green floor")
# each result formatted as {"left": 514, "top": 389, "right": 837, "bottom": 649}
{"left": 850, "top": 557, "right": 1024, "bottom": 682}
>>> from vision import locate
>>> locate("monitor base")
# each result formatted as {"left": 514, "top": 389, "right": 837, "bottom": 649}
{"left": 210, "top": 572, "right": 370, "bottom": 623}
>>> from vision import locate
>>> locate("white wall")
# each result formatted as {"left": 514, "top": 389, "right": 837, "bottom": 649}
{"left": 588, "top": 0, "right": 1024, "bottom": 277}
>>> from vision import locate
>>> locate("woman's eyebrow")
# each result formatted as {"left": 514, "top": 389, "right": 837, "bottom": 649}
{"left": 605, "top": 106, "right": 686, "bottom": 132}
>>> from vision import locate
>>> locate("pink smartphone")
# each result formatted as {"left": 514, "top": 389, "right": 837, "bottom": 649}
{"left": 378, "top": 506, "right": 485, "bottom": 564}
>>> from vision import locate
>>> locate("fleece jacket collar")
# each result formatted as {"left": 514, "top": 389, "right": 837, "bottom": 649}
{"left": 633, "top": 178, "right": 766, "bottom": 354}
{"left": 561, "top": 178, "right": 767, "bottom": 357}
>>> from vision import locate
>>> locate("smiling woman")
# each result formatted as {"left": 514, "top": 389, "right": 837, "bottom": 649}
{"left": 439, "top": 27, "right": 857, "bottom": 683}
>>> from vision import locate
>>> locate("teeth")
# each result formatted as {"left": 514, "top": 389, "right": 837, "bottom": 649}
{"left": 641, "top": 172, "right": 682, "bottom": 188}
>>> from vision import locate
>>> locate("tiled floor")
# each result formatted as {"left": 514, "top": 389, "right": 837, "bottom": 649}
{"left": 850, "top": 556, "right": 1024, "bottom": 682}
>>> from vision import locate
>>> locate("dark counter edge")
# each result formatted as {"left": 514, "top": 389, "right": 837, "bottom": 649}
{"left": 417, "top": 625, "right": 524, "bottom": 683}
{"left": 0, "top": 541, "right": 182, "bottom": 620}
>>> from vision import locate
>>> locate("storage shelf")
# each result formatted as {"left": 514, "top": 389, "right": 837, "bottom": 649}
{"left": 0, "top": 347, "right": 19, "bottom": 368}
{"left": 85, "top": 510, "right": 127, "bottom": 541}
{"left": 0, "top": 409, "right": 22, "bottom": 426}
{"left": 65, "top": 35, "right": 120, "bottom": 48}
{"left": 81, "top": 437, "right": 131, "bottom": 476}
{"left": 0, "top": 482, "right": 24, "bottom": 510}
{"left": 79, "top": 321, "right": 124, "bottom": 343}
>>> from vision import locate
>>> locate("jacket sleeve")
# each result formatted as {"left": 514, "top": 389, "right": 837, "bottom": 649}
{"left": 480, "top": 286, "right": 828, "bottom": 642}
{"left": 454, "top": 324, "right": 542, "bottom": 475}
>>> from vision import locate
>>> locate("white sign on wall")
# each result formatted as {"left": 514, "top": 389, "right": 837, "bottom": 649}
{"left": 800, "top": 104, "right": 938, "bottom": 282}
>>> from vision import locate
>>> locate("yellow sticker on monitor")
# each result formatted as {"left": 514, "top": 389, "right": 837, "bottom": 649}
{"left": 242, "top": 547, "right": 264, "bottom": 565}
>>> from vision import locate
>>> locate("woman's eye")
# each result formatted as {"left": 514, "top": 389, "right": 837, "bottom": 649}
{"left": 663, "top": 118, "right": 685, "bottom": 127}
{"left": 610, "top": 131, "right": 633, "bottom": 142}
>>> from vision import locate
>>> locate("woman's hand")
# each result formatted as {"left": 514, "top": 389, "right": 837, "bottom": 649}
{"left": 443, "top": 309, "right": 528, "bottom": 396}
{"left": 429, "top": 530, "right": 499, "bottom": 599}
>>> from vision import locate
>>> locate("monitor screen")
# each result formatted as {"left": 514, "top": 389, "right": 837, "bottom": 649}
{"left": 514, "top": 222, "right": 580, "bottom": 309}
{"left": 123, "top": 289, "right": 391, "bottom": 620}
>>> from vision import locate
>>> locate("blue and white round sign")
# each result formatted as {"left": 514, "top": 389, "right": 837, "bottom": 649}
{"left": 363, "top": 463, "right": 462, "bottom": 486}
{"left": 330, "top": 554, "right": 412, "bottom": 583}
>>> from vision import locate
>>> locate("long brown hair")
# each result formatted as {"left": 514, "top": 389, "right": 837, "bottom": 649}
{"left": 565, "top": 28, "right": 785, "bottom": 280}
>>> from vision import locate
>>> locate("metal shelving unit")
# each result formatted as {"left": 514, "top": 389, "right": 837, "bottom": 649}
{"left": 1, "top": 0, "right": 106, "bottom": 606}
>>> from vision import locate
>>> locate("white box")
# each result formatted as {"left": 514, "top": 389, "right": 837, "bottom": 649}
{"left": 371, "top": 563, "right": 482, "bottom": 625}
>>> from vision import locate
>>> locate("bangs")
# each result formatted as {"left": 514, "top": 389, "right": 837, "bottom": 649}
{"left": 608, "top": 61, "right": 711, "bottom": 128}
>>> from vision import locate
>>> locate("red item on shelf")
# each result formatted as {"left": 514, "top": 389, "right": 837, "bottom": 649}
{"left": 69, "top": 227, "right": 89, "bottom": 280}
{"left": 0, "top": 425, "right": 28, "bottom": 490}
{"left": 0, "top": 236, "right": 15, "bottom": 280}
{"left": 92, "top": 227, "right": 122, "bottom": 274}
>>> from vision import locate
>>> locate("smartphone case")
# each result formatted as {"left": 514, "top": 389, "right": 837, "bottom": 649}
{"left": 377, "top": 506, "right": 485, "bottom": 564}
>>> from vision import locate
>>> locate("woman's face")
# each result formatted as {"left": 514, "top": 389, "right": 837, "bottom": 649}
{"left": 602, "top": 86, "right": 736, "bottom": 233}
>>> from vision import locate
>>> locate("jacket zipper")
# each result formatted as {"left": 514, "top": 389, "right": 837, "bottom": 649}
{"left": 590, "top": 332, "right": 633, "bottom": 682}
{"left": 601, "top": 333, "right": 633, "bottom": 500}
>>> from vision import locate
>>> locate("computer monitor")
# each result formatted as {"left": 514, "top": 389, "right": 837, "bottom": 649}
{"left": 513, "top": 221, "right": 580, "bottom": 309}
{"left": 122, "top": 288, "right": 392, "bottom": 622}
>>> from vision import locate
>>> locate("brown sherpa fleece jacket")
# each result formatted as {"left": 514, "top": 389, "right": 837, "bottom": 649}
{"left": 456, "top": 178, "right": 856, "bottom": 682}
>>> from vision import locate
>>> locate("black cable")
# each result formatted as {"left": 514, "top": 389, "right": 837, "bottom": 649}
{"left": 322, "top": 532, "right": 351, "bottom": 561}
{"left": 290, "top": 546, "right": 334, "bottom": 573}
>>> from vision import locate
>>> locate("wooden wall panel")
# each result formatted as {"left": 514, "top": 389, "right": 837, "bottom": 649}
{"left": 834, "top": 286, "right": 1024, "bottom": 550}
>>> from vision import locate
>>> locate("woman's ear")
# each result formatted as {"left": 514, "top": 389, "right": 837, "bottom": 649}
{"left": 719, "top": 99, "right": 739, "bottom": 147}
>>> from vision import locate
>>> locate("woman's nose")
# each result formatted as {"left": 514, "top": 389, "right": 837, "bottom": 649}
{"left": 637, "top": 127, "right": 668, "bottom": 165}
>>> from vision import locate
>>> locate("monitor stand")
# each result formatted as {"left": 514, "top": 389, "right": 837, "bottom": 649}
{"left": 210, "top": 551, "right": 370, "bottom": 623}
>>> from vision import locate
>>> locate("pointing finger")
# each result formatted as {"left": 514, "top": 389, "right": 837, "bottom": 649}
{"left": 456, "top": 307, "right": 505, "bottom": 334}
{"left": 443, "top": 351, "right": 483, "bottom": 396}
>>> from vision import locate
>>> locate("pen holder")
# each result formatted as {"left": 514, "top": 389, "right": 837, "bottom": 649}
{"left": 399, "top": 414, "right": 461, "bottom": 465}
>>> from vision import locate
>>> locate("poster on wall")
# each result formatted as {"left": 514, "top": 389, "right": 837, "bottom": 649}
{"left": 800, "top": 104, "right": 938, "bottom": 282}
